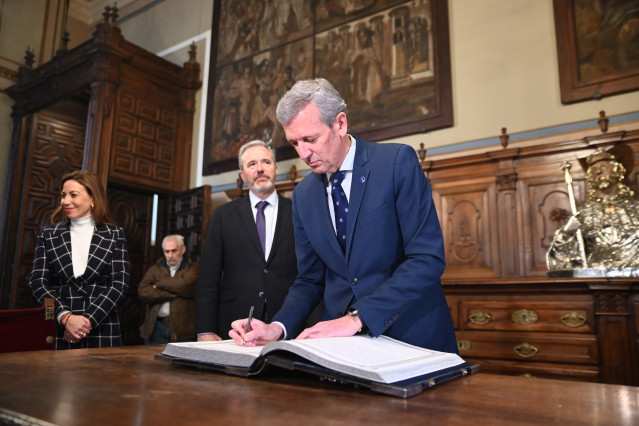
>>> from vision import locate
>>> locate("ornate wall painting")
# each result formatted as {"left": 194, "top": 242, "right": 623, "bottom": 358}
{"left": 553, "top": 0, "right": 639, "bottom": 104}
{"left": 203, "top": 0, "right": 452, "bottom": 174}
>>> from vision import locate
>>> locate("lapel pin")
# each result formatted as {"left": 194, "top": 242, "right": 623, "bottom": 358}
{"left": 360, "top": 176, "right": 366, "bottom": 183}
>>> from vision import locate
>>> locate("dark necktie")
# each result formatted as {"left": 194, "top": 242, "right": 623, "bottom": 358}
{"left": 331, "top": 171, "right": 349, "bottom": 252}
{"left": 256, "top": 200, "right": 268, "bottom": 253}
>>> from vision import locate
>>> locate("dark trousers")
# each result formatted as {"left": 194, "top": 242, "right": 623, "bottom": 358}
{"left": 145, "top": 319, "right": 170, "bottom": 345}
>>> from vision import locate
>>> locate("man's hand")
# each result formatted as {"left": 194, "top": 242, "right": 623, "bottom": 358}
{"left": 563, "top": 215, "right": 581, "bottom": 233}
{"left": 296, "top": 315, "right": 361, "bottom": 340}
{"left": 197, "top": 333, "right": 222, "bottom": 342}
{"left": 229, "top": 318, "right": 282, "bottom": 347}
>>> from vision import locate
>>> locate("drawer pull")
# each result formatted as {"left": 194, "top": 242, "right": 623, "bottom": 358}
{"left": 511, "top": 309, "right": 538, "bottom": 325}
{"left": 457, "top": 339, "right": 472, "bottom": 351}
{"left": 560, "top": 312, "right": 587, "bottom": 328}
{"left": 514, "top": 342, "right": 538, "bottom": 358}
{"left": 469, "top": 311, "right": 491, "bottom": 325}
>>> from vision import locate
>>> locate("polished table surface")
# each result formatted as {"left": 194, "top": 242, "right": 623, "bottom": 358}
{"left": 0, "top": 345, "right": 637, "bottom": 425}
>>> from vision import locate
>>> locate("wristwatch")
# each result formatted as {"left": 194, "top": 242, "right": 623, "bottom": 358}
{"left": 347, "top": 307, "right": 366, "bottom": 334}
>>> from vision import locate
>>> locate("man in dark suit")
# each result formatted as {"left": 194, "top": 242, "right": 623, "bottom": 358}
{"left": 195, "top": 140, "right": 300, "bottom": 341}
{"left": 231, "top": 78, "right": 457, "bottom": 353}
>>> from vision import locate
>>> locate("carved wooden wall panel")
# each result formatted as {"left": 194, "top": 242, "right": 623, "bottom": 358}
{"left": 111, "top": 90, "right": 179, "bottom": 191}
{"left": 434, "top": 179, "right": 500, "bottom": 279}
{"left": 516, "top": 153, "right": 588, "bottom": 277}
{"left": 108, "top": 185, "right": 154, "bottom": 346}
{"left": 11, "top": 111, "right": 86, "bottom": 308}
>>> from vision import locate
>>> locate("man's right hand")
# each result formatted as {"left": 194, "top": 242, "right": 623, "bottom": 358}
{"left": 197, "top": 333, "right": 222, "bottom": 342}
{"left": 229, "top": 318, "right": 283, "bottom": 347}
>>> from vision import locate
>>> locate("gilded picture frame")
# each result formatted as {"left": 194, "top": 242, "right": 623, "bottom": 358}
{"left": 553, "top": 0, "right": 639, "bottom": 104}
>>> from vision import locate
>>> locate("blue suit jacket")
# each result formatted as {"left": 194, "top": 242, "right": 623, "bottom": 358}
{"left": 273, "top": 137, "right": 458, "bottom": 353}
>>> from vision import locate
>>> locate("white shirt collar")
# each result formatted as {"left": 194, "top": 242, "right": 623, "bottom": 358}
{"left": 339, "top": 135, "right": 356, "bottom": 172}
{"left": 249, "top": 190, "right": 278, "bottom": 208}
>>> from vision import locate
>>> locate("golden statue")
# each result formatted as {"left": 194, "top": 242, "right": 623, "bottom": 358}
{"left": 547, "top": 145, "right": 639, "bottom": 275}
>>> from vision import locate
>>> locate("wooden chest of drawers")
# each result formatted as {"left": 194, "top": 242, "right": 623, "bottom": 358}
{"left": 444, "top": 278, "right": 639, "bottom": 385}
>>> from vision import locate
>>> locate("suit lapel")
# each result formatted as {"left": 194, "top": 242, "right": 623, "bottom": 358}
{"left": 268, "top": 194, "right": 289, "bottom": 264}
{"left": 308, "top": 172, "right": 344, "bottom": 255}
{"left": 56, "top": 223, "right": 75, "bottom": 282}
{"left": 79, "top": 224, "right": 106, "bottom": 283}
{"left": 346, "top": 137, "right": 369, "bottom": 257}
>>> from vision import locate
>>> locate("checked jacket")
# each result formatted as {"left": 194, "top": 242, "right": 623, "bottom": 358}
{"left": 29, "top": 221, "right": 130, "bottom": 349}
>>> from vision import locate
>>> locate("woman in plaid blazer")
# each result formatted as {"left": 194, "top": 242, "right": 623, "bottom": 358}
{"left": 29, "top": 171, "right": 130, "bottom": 349}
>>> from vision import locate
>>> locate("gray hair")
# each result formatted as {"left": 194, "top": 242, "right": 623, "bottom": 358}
{"left": 276, "top": 78, "right": 348, "bottom": 127}
{"left": 238, "top": 140, "right": 276, "bottom": 170}
{"left": 162, "top": 234, "right": 184, "bottom": 250}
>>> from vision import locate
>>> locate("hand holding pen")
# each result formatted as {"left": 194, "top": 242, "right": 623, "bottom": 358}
{"left": 242, "top": 306, "right": 254, "bottom": 346}
{"left": 229, "top": 308, "right": 284, "bottom": 347}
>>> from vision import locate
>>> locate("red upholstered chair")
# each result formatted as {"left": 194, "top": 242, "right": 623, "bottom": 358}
{"left": 0, "top": 299, "right": 56, "bottom": 353}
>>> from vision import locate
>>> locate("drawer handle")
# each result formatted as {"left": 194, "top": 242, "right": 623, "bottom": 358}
{"left": 560, "top": 312, "right": 587, "bottom": 328}
{"left": 457, "top": 340, "right": 472, "bottom": 351}
{"left": 511, "top": 309, "right": 538, "bottom": 325}
{"left": 469, "top": 311, "right": 491, "bottom": 325}
{"left": 514, "top": 342, "right": 538, "bottom": 358}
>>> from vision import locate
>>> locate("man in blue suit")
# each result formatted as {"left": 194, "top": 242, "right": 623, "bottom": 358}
{"left": 231, "top": 78, "right": 457, "bottom": 353}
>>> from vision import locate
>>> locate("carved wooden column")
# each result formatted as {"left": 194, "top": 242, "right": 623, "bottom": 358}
{"left": 84, "top": 60, "right": 120, "bottom": 187}
{"left": 176, "top": 43, "right": 202, "bottom": 189}
{"left": 496, "top": 171, "right": 519, "bottom": 277}
{"left": 590, "top": 283, "right": 638, "bottom": 385}
{"left": 489, "top": 148, "right": 521, "bottom": 278}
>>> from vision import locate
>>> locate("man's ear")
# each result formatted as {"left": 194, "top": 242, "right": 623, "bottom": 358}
{"left": 334, "top": 112, "right": 348, "bottom": 137}
{"left": 239, "top": 171, "right": 247, "bottom": 183}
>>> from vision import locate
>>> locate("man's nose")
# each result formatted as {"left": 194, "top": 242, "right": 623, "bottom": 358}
{"left": 296, "top": 142, "right": 311, "bottom": 159}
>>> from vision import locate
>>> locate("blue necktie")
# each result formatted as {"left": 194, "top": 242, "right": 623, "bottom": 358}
{"left": 256, "top": 200, "right": 268, "bottom": 253}
{"left": 331, "top": 171, "right": 348, "bottom": 252}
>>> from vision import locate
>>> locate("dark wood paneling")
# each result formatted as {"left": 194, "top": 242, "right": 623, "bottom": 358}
{"left": 108, "top": 185, "right": 154, "bottom": 346}
{"left": 10, "top": 108, "right": 86, "bottom": 309}
{"left": 0, "top": 17, "right": 201, "bottom": 349}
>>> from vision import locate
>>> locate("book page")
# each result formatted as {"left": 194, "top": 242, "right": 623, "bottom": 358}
{"left": 263, "top": 335, "right": 465, "bottom": 384}
{"left": 162, "top": 340, "right": 263, "bottom": 368}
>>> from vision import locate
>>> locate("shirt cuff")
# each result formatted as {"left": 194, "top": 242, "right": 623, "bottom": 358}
{"left": 271, "top": 321, "right": 287, "bottom": 340}
{"left": 57, "top": 310, "right": 71, "bottom": 324}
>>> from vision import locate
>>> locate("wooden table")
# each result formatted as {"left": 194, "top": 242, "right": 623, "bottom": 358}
{"left": 0, "top": 345, "right": 637, "bottom": 425}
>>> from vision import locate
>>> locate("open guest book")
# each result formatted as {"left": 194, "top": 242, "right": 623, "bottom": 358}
{"left": 157, "top": 335, "right": 479, "bottom": 398}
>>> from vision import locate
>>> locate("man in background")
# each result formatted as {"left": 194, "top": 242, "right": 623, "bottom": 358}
{"left": 139, "top": 234, "right": 199, "bottom": 344}
{"left": 196, "top": 140, "right": 312, "bottom": 341}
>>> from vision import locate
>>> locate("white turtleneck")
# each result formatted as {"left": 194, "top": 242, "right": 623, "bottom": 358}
{"left": 70, "top": 215, "right": 95, "bottom": 277}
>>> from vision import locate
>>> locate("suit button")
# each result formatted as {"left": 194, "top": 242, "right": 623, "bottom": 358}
{"left": 258, "top": 291, "right": 265, "bottom": 298}
{"left": 263, "top": 269, "right": 268, "bottom": 274}
{"left": 351, "top": 278, "right": 358, "bottom": 285}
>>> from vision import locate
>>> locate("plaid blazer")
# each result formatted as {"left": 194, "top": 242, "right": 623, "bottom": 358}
{"left": 29, "top": 221, "right": 130, "bottom": 349}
